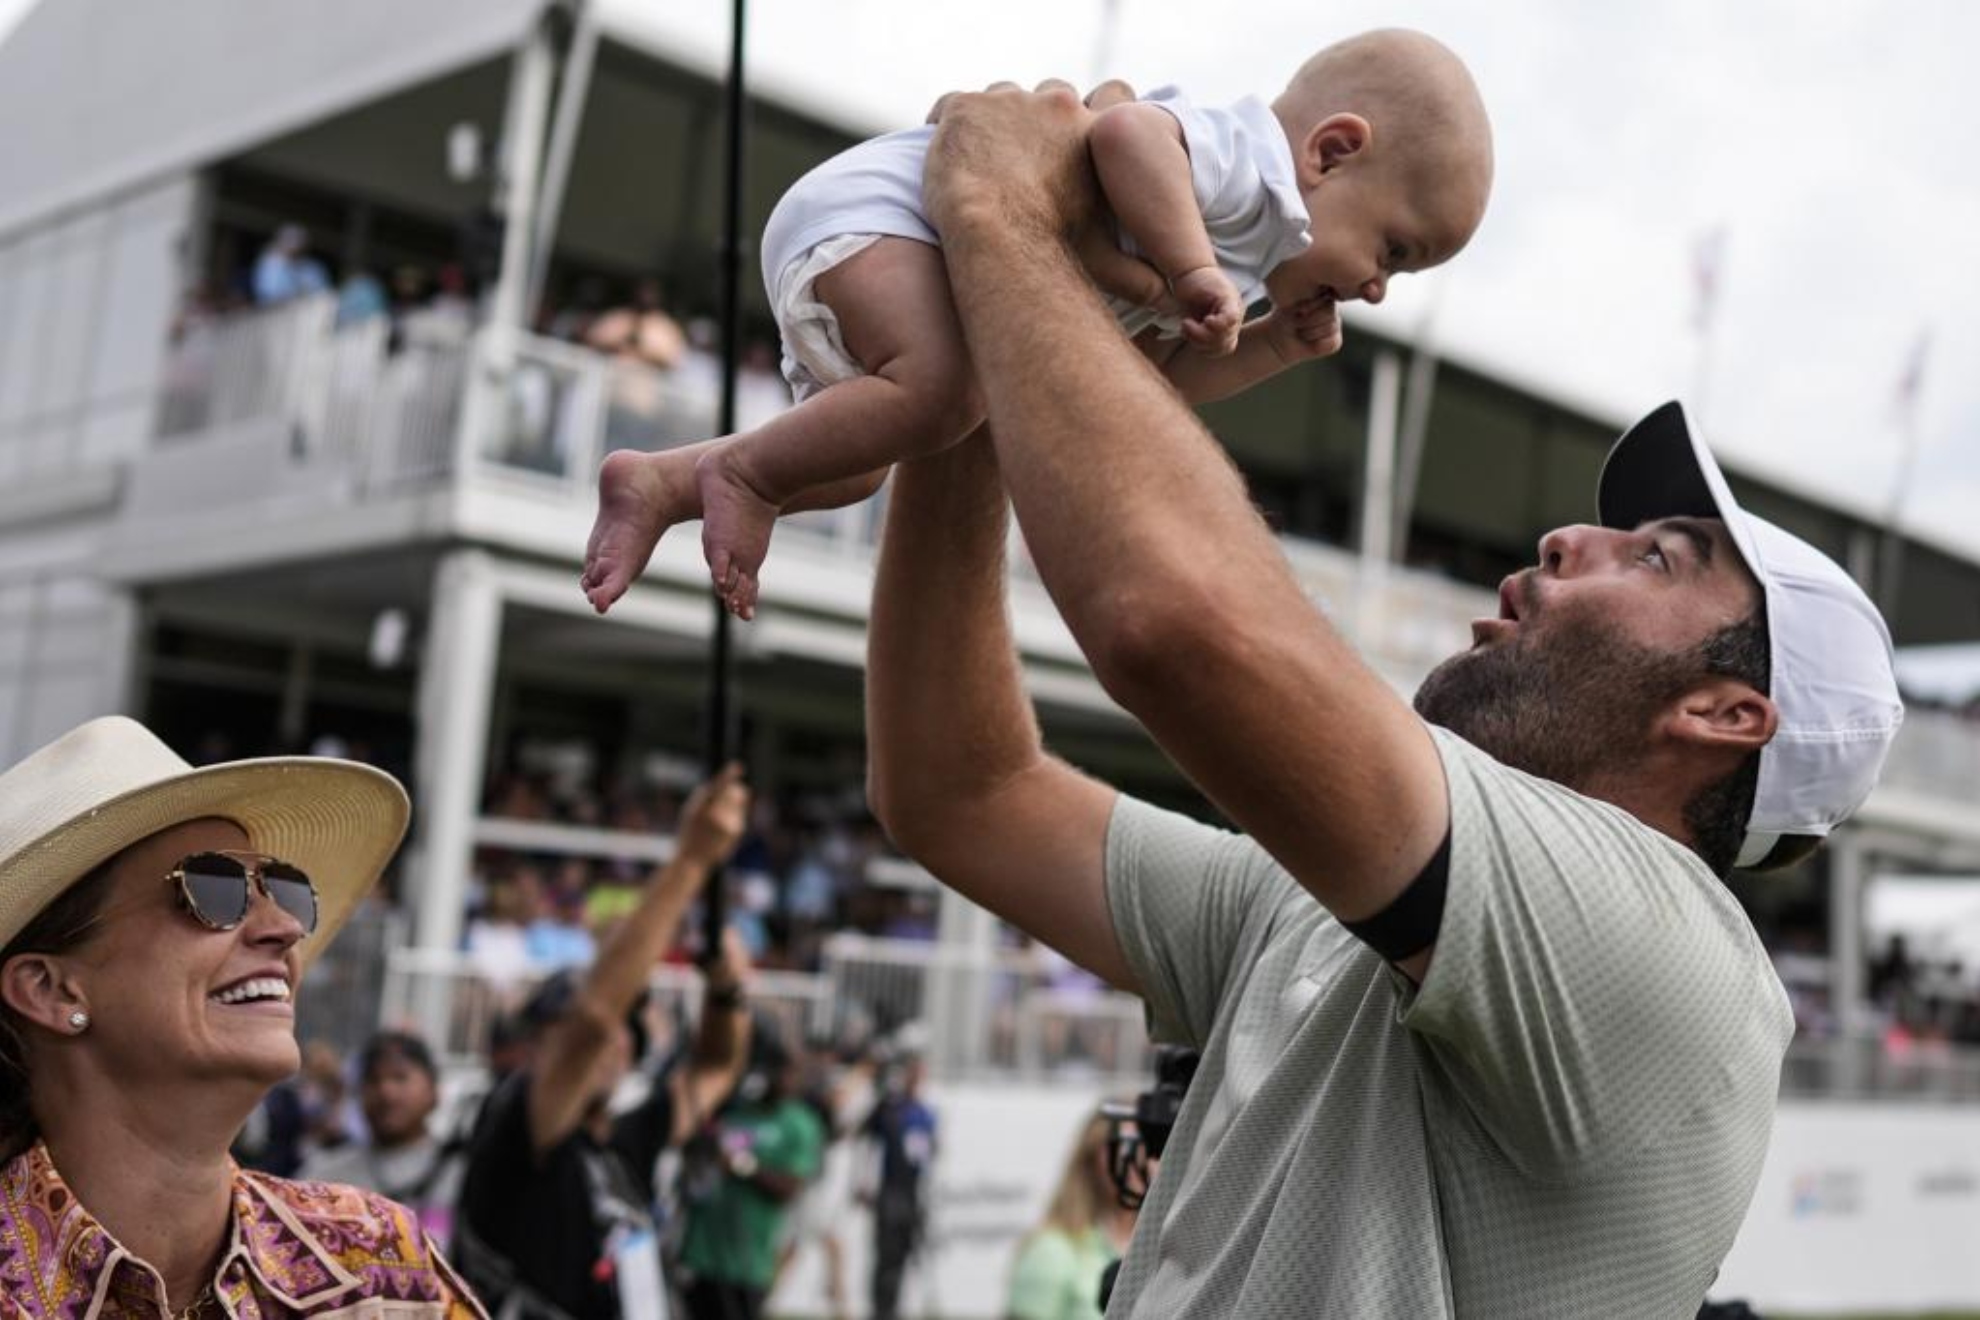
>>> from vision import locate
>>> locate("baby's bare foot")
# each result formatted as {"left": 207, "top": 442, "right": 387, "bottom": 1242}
{"left": 696, "top": 448, "right": 781, "bottom": 621}
{"left": 582, "top": 448, "right": 701, "bottom": 613}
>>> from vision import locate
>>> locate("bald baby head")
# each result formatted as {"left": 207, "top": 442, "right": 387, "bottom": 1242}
{"left": 1275, "top": 29, "right": 1494, "bottom": 262}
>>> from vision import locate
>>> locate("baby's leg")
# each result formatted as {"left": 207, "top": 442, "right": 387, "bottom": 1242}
{"left": 583, "top": 445, "right": 702, "bottom": 614}
{"left": 582, "top": 440, "right": 884, "bottom": 614}
{"left": 698, "top": 237, "right": 982, "bottom": 617}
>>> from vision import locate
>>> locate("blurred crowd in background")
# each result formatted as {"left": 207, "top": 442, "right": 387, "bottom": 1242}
{"left": 232, "top": 1012, "right": 1133, "bottom": 1320}
{"left": 172, "top": 219, "right": 796, "bottom": 444}
{"left": 470, "top": 759, "right": 933, "bottom": 978}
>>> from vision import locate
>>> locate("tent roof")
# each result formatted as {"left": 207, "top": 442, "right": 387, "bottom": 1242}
{"left": 0, "top": 0, "right": 540, "bottom": 237}
{"left": 0, "top": 0, "right": 902, "bottom": 242}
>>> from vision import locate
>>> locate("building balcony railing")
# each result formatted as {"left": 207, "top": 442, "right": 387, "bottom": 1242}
{"left": 368, "top": 929, "right": 1980, "bottom": 1102}
{"left": 147, "top": 298, "right": 1980, "bottom": 814}
{"left": 379, "top": 933, "right": 1156, "bottom": 1088}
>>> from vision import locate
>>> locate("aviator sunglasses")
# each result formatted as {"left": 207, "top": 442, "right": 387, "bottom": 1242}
{"left": 167, "top": 850, "right": 319, "bottom": 936}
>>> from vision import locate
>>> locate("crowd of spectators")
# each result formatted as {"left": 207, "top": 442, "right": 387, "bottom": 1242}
{"left": 466, "top": 754, "right": 937, "bottom": 981}
{"left": 233, "top": 1007, "right": 958, "bottom": 1318}
{"left": 172, "top": 223, "right": 805, "bottom": 493}
{"left": 173, "top": 223, "right": 481, "bottom": 344}
{"left": 533, "top": 272, "right": 794, "bottom": 451}
{"left": 234, "top": 1008, "right": 1143, "bottom": 1320}
{"left": 1866, "top": 933, "right": 1980, "bottom": 1051}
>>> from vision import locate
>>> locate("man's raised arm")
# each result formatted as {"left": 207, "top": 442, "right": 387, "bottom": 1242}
{"left": 864, "top": 432, "right": 1134, "bottom": 991}
{"left": 922, "top": 86, "right": 1449, "bottom": 931}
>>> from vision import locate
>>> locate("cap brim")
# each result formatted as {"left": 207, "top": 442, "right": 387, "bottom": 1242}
{"left": 1597, "top": 400, "right": 1767, "bottom": 578}
{"left": 0, "top": 757, "right": 409, "bottom": 966}
{"left": 1599, "top": 402, "right": 1787, "bottom": 867}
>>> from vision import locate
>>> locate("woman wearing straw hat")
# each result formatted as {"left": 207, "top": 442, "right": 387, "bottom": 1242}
{"left": 0, "top": 715, "right": 484, "bottom": 1317}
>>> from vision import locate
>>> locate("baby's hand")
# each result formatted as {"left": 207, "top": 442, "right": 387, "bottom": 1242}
{"left": 1077, "top": 231, "right": 1174, "bottom": 316}
{"left": 1170, "top": 265, "right": 1243, "bottom": 357}
{"left": 1263, "top": 295, "right": 1343, "bottom": 364}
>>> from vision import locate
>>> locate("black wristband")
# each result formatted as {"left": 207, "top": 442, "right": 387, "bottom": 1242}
{"left": 1340, "top": 825, "right": 1451, "bottom": 963}
{"left": 706, "top": 983, "right": 746, "bottom": 1010}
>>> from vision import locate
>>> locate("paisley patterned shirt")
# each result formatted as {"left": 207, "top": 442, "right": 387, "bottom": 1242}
{"left": 0, "top": 1142, "right": 486, "bottom": 1319}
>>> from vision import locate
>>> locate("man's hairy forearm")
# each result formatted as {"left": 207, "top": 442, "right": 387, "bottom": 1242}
{"left": 866, "top": 433, "right": 1047, "bottom": 834}
{"left": 582, "top": 857, "right": 704, "bottom": 1015}
{"left": 940, "top": 217, "right": 1295, "bottom": 646}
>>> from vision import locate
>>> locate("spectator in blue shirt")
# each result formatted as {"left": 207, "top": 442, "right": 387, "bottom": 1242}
{"left": 253, "top": 224, "right": 330, "bottom": 305}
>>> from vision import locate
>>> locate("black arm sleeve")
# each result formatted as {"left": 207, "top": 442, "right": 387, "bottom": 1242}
{"left": 1339, "top": 826, "right": 1451, "bottom": 962}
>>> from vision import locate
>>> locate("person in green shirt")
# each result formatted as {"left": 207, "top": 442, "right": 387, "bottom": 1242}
{"left": 1006, "top": 1112, "right": 1138, "bottom": 1320}
{"left": 679, "top": 1024, "right": 825, "bottom": 1320}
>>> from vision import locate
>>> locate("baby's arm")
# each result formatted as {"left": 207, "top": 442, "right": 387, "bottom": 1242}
{"left": 1151, "top": 297, "right": 1344, "bottom": 405}
{"left": 1089, "top": 103, "right": 1243, "bottom": 356}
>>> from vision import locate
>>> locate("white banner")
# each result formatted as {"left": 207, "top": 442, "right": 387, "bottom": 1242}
{"left": 771, "top": 1081, "right": 1110, "bottom": 1319}
{"left": 773, "top": 1088, "right": 1980, "bottom": 1316}
{"left": 1716, "top": 1100, "right": 1980, "bottom": 1313}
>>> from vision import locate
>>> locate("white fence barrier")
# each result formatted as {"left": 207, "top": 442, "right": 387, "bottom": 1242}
{"left": 1718, "top": 1100, "right": 1980, "bottom": 1312}
{"left": 378, "top": 933, "right": 1155, "bottom": 1087}
{"left": 772, "top": 1085, "right": 1980, "bottom": 1319}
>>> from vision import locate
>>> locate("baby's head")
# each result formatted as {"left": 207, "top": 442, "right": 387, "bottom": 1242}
{"left": 1266, "top": 29, "right": 1493, "bottom": 311}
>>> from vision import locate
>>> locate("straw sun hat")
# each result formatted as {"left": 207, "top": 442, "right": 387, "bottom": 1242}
{"left": 0, "top": 716, "right": 410, "bottom": 963}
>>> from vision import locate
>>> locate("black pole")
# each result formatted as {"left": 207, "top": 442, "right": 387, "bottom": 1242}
{"left": 701, "top": 0, "right": 747, "bottom": 965}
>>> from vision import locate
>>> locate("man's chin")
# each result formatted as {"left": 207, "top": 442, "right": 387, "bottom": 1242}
{"left": 1412, "top": 645, "right": 1505, "bottom": 728}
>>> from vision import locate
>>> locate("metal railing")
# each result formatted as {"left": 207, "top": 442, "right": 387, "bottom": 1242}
{"left": 157, "top": 297, "right": 335, "bottom": 439}
{"left": 344, "top": 921, "right": 1980, "bottom": 1102}
{"left": 374, "top": 931, "right": 1154, "bottom": 1085}
{"left": 376, "top": 943, "right": 835, "bottom": 1066}
{"left": 1878, "top": 706, "right": 1980, "bottom": 800}
{"left": 147, "top": 304, "right": 1980, "bottom": 811}
{"left": 1781, "top": 1031, "right": 1980, "bottom": 1103}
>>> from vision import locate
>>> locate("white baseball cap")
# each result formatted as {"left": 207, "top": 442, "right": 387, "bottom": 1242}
{"left": 1598, "top": 401, "right": 1904, "bottom": 868}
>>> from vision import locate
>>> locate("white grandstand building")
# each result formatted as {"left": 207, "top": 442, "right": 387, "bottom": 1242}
{"left": 2, "top": 2, "right": 1979, "bottom": 1311}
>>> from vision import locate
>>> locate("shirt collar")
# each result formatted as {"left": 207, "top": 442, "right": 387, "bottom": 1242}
{"left": 0, "top": 1141, "right": 361, "bottom": 1316}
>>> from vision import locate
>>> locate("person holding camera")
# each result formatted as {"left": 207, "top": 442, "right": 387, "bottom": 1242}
{"left": 1006, "top": 1111, "right": 1136, "bottom": 1320}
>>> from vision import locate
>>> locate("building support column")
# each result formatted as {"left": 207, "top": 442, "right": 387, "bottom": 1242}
{"left": 1830, "top": 830, "right": 1868, "bottom": 1035}
{"left": 1354, "top": 350, "right": 1403, "bottom": 645}
{"left": 411, "top": 549, "right": 502, "bottom": 956}
{"left": 455, "top": 16, "right": 558, "bottom": 477}
{"left": 930, "top": 889, "right": 999, "bottom": 1077}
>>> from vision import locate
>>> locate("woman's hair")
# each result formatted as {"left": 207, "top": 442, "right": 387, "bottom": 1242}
{"left": 1029, "top": 1111, "right": 1115, "bottom": 1241}
{"left": 0, "top": 858, "right": 120, "bottom": 1160}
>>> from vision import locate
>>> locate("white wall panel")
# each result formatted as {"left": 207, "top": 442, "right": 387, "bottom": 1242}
{"left": 31, "top": 210, "right": 109, "bottom": 429}
{"left": 0, "top": 229, "right": 54, "bottom": 429}
{"left": 89, "top": 179, "right": 190, "bottom": 403}
{"left": 77, "top": 399, "right": 151, "bottom": 468}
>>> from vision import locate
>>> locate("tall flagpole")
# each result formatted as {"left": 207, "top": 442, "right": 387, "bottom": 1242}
{"left": 701, "top": 0, "right": 747, "bottom": 964}
{"left": 1689, "top": 226, "right": 1726, "bottom": 429}
{"left": 1877, "top": 328, "right": 1932, "bottom": 628}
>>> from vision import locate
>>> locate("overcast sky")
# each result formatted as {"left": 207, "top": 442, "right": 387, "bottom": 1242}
{"left": 2, "top": 0, "right": 1972, "bottom": 555}
{"left": 621, "top": 0, "right": 1980, "bottom": 556}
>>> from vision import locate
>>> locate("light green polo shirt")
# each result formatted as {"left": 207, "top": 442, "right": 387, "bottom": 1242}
{"left": 1008, "top": 1227, "right": 1119, "bottom": 1320}
{"left": 1102, "top": 728, "right": 1793, "bottom": 1318}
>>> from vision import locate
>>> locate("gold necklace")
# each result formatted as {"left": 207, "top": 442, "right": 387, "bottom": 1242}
{"left": 171, "top": 1281, "right": 215, "bottom": 1320}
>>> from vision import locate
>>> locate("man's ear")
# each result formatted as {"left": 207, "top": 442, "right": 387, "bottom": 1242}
{"left": 1665, "top": 678, "right": 1777, "bottom": 756}
{"left": 0, "top": 954, "right": 84, "bottom": 1035}
{"left": 1300, "top": 112, "right": 1372, "bottom": 186}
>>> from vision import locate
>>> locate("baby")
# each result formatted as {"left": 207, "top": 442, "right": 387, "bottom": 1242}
{"left": 583, "top": 28, "right": 1492, "bottom": 618}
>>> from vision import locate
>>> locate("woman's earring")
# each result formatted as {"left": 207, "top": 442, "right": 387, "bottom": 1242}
{"left": 67, "top": 1010, "right": 88, "bottom": 1033}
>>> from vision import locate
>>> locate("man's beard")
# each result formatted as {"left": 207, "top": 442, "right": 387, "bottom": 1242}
{"left": 1413, "top": 610, "right": 1700, "bottom": 792}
